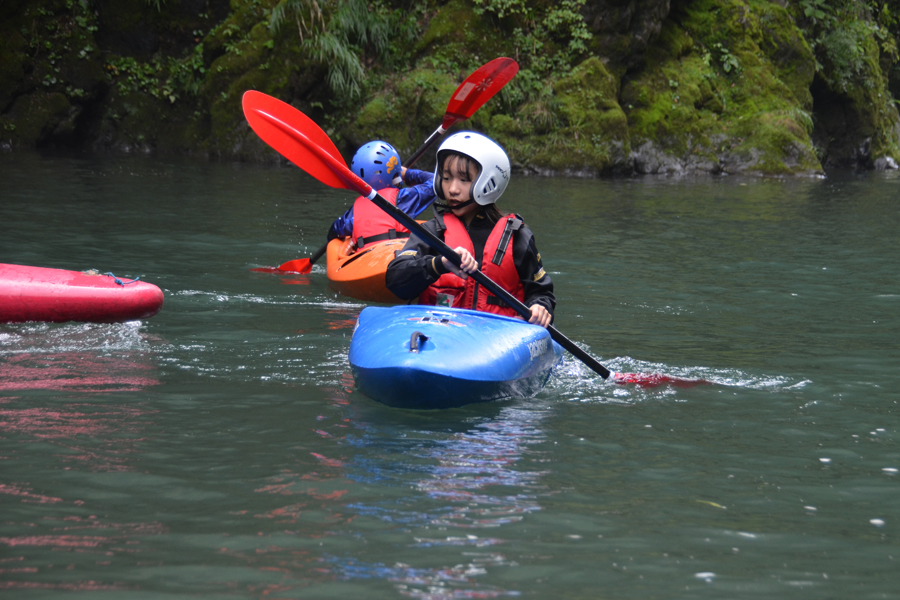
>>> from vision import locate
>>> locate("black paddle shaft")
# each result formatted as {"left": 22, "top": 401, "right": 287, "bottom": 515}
{"left": 309, "top": 241, "right": 328, "bottom": 265}
{"left": 405, "top": 126, "right": 445, "bottom": 169}
{"left": 370, "top": 193, "right": 613, "bottom": 380}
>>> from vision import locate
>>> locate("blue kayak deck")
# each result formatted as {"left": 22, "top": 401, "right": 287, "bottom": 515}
{"left": 349, "top": 305, "right": 562, "bottom": 409}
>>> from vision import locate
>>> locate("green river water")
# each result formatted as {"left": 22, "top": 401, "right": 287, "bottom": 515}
{"left": 1, "top": 152, "right": 898, "bottom": 599}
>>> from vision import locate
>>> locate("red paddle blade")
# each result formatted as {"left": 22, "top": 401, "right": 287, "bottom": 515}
{"left": 277, "top": 258, "right": 313, "bottom": 273}
{"left": 242, "top": 91, "right": 368, "bottom": 193}
{"left": 443, "top": 57, "right": 519, "bottom": 129}
{"left": 613, "top": 372, "right": 710, "bottom": 388}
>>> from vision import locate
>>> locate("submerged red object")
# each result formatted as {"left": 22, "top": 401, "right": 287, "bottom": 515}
{"left": 0, "top": 263, "right": 164, "bottom": 323}
{"left": 613, "top": 372, "right": 709, "bottom": 388}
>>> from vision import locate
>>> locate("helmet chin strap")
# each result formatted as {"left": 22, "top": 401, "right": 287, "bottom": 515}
{"left": 433, "top": 198, "right": 476, "bottom": 212}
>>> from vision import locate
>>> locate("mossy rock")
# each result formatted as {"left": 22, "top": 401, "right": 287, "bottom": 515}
{"left": 622, "top": 0, "right": 821, "bottom": 175}
{"left": 203, "top": 20, "right": 297, "bottom": 159}
{"left": 495, "top": 57, "right": 631, "bottom": 175}
{"left": 3, "top": 91, "right": 73, "bottom": 146}
{"left": 347, "top": 68, "right": 461, "bottom": 167}
{"left": 415, "top": 0, "right": 512, "bottom": 75}
{"left": 811, "top": 18, "right": 900, "bottom": 168}
{"left": 1, "top": 0, "right": 109, "bottom": 148}
{"left": 554, "top": 57, "right": 628, "bottom": 141}
{"left": 0, "top": 30, "right": 30, "bottom": 112}
{"left": 751, "top": 1, "right": 815, "bottom": 109}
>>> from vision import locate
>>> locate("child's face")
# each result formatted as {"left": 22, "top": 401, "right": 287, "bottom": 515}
{"left": 441, "top": 155, "right": 479, "bottom": 218}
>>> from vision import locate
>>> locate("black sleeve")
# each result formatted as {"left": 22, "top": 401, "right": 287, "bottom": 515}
{"left": 385, "top": 220, "right": 448, "bottom": 300}
{"left": 513, "top": 224, "right": 556, "bottom": 320}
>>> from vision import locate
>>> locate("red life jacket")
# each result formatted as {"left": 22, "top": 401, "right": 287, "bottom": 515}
{"left": 351, "top": 188, "right": 409, "bottom": 250}
{"left": 419, "top": 213, "right": 525, "bottom": 317}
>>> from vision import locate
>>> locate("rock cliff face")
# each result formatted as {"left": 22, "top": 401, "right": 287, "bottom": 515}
{"left": 1, "top": 0, "right": 898, "bottom": 176}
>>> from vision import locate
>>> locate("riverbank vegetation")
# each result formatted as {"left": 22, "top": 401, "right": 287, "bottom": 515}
{"left": 2, "top": 0, "right": 899, "bottom": 176}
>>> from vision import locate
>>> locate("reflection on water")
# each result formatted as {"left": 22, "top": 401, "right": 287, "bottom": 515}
{"left": 0, "top": 511, "right": 168, "bottom": 593}
{"left": 0, "top": 321, "right": 159, "bottom": 393}
{"left": 318, "top": 391, "right": 549, "bottom": 598}
{"left": 222, "top": 378, "right": 550, "bottom": 598}
{"left": 0, "top": 320, "right": 163, "bottom": 592}
{"left": 0, "top": 352, "right": 157, "bottom": 393}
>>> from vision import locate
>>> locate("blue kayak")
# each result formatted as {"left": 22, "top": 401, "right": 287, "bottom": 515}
{"left": 348, "top": 305, "right": 563, "bottom": 409}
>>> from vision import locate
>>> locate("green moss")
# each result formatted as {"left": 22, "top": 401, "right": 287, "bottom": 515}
{"left": 490, "top": 113, "right": 519, "bottom": 136}
{"left": 753, "top": 2, "right": 815, "bottom": 108}
{"left": 0, "top": 30, "right": 29, "bottom": 111}
{"left": 3, "top": 91, "right": 72, "bottom": 146}
{"left": 487, "top": 58, "right": 631, "bottom": 175}
{"left": 621, "top": 0, "right": 821, "bottom": 174}
{"left": 416, "top": 0, "right": 510, "bottom": 72}
{"left": 815, "top": 19, "right": 900, "bottom": 163}
{"left": 348, "top": 67, "right": 459, "bottom": 163}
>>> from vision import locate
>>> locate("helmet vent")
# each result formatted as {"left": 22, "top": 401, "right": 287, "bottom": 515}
{"left": 483, "top": 177, "right": 497, "bottom": 194}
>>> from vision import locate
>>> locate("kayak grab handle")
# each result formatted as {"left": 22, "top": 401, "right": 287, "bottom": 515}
{"left": 409, "top": 331, "right": 429, "bottom": 353}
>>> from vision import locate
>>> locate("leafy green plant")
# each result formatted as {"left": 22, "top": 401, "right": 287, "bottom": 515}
{"left": 269, "top": 0, "right": 416, "bottom": 100}
{"left": 166, "top": 44, "right": 207, "bottom": 100}
{"left": 473, "top": 0, "right": 591, "bottom": 76}
{"left": 820, "top": 20, "right": 874, "bottom": 91}
{"left": 270, "top": 0, "right": 325, "bottom": 40}
{"left": 799, "top": 0, "right": 830, "bottom": 24}
{"left": 145, "top": 0, "right": 168, "bottom": 12}
{"left": 713, "top": 42, "right": 741, "bottom": 74}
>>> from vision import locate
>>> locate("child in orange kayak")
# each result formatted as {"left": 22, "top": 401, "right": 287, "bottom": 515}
{"left": 385, "top": 132, "right": 554, "bottom": 328}
{"left": 327, "top": 141, "right": 435, "bottom": 251}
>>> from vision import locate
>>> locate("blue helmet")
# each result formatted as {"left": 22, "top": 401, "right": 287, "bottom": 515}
{"left": 350, "top": 141, "right": 402, "bottom": 190}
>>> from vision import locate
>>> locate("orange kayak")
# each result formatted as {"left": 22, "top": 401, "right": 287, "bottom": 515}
{"left": 326, "top": 237, "right": 407, "bottom": 304}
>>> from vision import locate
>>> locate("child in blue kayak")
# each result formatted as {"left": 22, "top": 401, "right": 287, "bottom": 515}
{"left": 327, "top": 141, "right": 435, "bottom": 250}
{"left": 385, "top": 132, "right": 554, "bottom": 328}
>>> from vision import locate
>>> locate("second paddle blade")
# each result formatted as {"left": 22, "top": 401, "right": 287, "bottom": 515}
{"left": 277, "top": 258, "right": 313, "bottom": 274}
{"left": 613, "top": 372, "right": 709, "bottom": 388}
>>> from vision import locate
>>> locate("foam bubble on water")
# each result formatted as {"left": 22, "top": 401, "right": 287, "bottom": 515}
{"left": 805, "top": 506, "right": 817, "bottom": 512}
{"left": 819, "top": 458, "right": 832, "bottom": 464}
{"left": 870, "top": 519, "right": 886, "bottom": 527}
{"left": 883, "top": 468, "right": 898, "bottom": 475}
{"left": 695, "top": 572, "right": 716, "bottom": 582}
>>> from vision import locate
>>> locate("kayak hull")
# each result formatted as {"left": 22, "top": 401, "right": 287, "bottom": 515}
{"left": 349, "top": 305, "right": 563, "bottom": 409}
{"left": 0, "top": 263, "right": 164, "bottom": 324}
{"left": 326, "top": 237, "right": 406, "bottom": 304}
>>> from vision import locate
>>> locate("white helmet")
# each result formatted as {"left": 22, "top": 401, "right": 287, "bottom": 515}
{"left": 433, "top": 132, "right": 510, "bottom": 205}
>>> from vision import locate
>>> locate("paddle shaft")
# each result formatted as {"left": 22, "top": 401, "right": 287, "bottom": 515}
{"left": 309, "top": 240, "right": 328, "bottom": 264}
{"left": 366, "top": 191, "right": 613, "bottom": 380}
{"left": 405, "top": 125, "right": 447, "bottom": 168}
{"left": 309, "top": 240, "right": 331, "bottom": 265}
